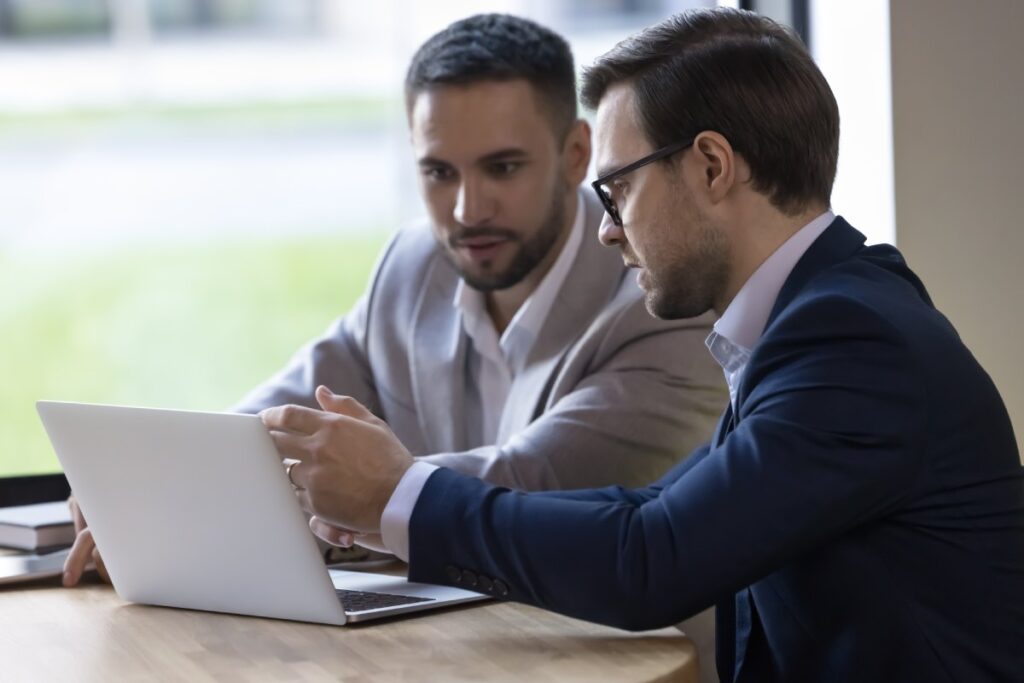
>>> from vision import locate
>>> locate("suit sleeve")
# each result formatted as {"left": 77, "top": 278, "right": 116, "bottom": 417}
{"left": 417, "top": 302, "right": 726, "bottom": 490}
{"left": 407, "top": 296, "right": 928, "bottom": 630}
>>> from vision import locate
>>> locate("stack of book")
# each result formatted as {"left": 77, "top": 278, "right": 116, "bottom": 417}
{"left": 0, "top": 501, "right": 75, "bottom": 551}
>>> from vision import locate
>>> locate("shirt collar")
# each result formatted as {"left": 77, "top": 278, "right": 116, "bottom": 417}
{"left": 713, "top": 210, "right": 835, "bottom": 353}
{"left": 453, "top": 190, "right": 585, "bottom": 366}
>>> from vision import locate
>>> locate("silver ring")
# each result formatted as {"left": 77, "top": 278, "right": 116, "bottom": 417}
{"left": 284, "top": 459, "right": 306, "bottom": 492}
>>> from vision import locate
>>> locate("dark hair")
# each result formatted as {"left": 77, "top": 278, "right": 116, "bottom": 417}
{"left": 405, "top": 13, "right": 578, "bottom": 139}
{"left": 581, "top": 8, "right": 839, "bottom": 214}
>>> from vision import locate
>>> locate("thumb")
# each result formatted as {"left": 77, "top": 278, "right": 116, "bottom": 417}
{"left": 314, "top": 385, "right": 343, "bottom": 410}
{"left": 315, "top": 385, "right": 375, "bottom": 421}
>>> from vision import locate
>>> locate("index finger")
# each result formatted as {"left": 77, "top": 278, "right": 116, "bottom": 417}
{"left": 259, "top": 404, "right": 328, "bottom": 435}
{"left": 68, "top": 495, "right": 86, "bottom": 533}
{"left": 63, "top": 528, "right": 96, "bottom": 587}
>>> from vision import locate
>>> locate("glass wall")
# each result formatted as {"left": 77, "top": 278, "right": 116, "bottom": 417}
{"left": 0, "top": 0, "right": 710, "bottom": 479}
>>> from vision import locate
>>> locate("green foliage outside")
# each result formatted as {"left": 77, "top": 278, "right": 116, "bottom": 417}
{"left": 0, "top": 97, "right": 396, "bottom": 140}
{"left": 0, "top": 234, "right": 387, "bottom": 477}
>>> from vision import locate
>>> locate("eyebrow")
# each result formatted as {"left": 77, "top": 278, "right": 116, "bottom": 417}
{"left": 478, "top": 147, "right": 529, "bottom": 163}
{"left": 417, "top": 148, "right": 530, "bottom": 168}
{"left": 595, "top": 160, "right": 626, "bottom": 180}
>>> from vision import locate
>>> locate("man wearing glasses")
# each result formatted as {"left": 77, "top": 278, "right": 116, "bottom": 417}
{"left": 260, "top": 8, "right": 1023, "bottom": 683}
{"left": 62, "top": 10, "right": 725, "bottom": 613}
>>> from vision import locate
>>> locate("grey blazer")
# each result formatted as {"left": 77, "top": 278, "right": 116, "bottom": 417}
{"left": 234, "top": 193, "right": 726, "bottom": 490}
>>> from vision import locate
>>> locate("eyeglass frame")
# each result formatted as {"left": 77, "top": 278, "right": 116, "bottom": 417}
{"left": 590, "top": 137, "right": 695, "bottom": 227}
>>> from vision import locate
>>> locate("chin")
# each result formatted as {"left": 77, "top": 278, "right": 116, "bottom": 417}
{"left": 457, "top": 249, "right": 540, "bottom": 292}
{"left": 459, "top": 264, "right": 520, "bottom": 292}
{"left": 645, "top": 288, "right": 709, "bottom": 320}
{"left": 450, "top": 254, "right": 507, "bottom": 289}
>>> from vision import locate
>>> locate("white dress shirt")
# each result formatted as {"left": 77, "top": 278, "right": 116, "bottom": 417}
{"left": 455, "top": 192, "right": 585, "bottom": 446}
{"left": 380, "top": 192, "right": 585, "bottom": 561}
{"left": 705, "top": 211, "right": 835, "bottom": 406}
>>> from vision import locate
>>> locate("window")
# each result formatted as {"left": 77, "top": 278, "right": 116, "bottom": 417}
{"left": 3, "top": 1, "right": 715, "bottom": 490}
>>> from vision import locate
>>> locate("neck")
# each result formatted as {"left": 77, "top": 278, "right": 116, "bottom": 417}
{"left": 485, "top": 194, "right": 578, "bottom": 334}
{"left": 714, "top": 201, "right": 828, "bottom": 316}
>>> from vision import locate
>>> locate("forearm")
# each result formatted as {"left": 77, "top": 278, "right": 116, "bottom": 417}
{"left": 407, "top": 468, "right": 715, "bottom": 630}
{"left": 407, "top": 306, "right": 927, "bottom": 631}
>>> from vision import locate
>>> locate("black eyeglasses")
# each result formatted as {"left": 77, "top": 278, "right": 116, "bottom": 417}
{"left": 591, "top": 138, "right": 694, "bottom": 227}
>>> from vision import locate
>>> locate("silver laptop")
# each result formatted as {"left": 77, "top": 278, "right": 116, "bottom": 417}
{"left": 35, "top": 401, "right": 486, "bottom": 624}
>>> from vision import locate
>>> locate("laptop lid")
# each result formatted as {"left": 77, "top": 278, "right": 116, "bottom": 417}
{"left": 36, "top": 401, "right": 485, "bottom": 625}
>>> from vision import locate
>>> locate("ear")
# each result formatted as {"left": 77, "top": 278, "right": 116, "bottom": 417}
{"left": 691, "top": 131, "right": 736, "bottom": 205}
{"left": 562, "top": 119, "right": 592, "bottom": 186}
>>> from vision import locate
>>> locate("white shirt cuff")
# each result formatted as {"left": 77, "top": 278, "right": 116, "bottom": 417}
{"left": 380, "top": 461, "right": 439, "bottom": 562}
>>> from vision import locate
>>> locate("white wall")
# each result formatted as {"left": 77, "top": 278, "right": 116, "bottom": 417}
{"left": 890, "top": 0, "right": 1024, "bottom": 458}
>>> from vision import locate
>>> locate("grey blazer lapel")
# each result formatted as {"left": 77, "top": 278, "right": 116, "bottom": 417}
{"left": 409, "top": 253, "right": 467, "bottom": 452}
{"left": 497, "top": 194, "right": 624, "bottom": 442}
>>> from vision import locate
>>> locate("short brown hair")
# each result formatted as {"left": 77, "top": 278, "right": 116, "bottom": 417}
{"left": 581, "top": 8, "right": 839, "bottom": 214}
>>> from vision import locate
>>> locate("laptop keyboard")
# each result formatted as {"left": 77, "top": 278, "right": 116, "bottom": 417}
{"left": 336, "top": 588, "right": 435, "bottom": 613}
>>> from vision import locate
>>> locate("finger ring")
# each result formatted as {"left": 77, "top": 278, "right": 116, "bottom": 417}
{"left": 284, "top": 459, "right": 306, "bottom": 492}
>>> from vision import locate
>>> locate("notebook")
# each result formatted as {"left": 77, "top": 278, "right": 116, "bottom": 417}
{"left": 0, "top": 501, "right": 74, "bottom": 550}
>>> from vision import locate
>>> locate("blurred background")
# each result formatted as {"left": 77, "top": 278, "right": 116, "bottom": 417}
{"left": 5, "top": 0, "right": 977, "bottom": 479}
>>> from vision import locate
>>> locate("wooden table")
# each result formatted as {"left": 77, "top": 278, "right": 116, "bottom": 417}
{"left": 0, "top": 570, "right": 697, "bottom": 682}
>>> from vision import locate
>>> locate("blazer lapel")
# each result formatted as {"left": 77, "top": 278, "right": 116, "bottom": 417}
{"left": 409, "top": 254, "right": 467, "bottom": 452}
{"left": 497, "top": 193, "right": 624, "bottom": 442}
{"left": 732, "top": 217, "right": 868, "bottom": 409}
{"left": 724, "top": 218, "right": 867, "bottom": 678}
{"left": 764, "top": 216, "right": 867, "bottom": 331}
{"left": 711, "top": 402, "right": 735, "bottom": 449}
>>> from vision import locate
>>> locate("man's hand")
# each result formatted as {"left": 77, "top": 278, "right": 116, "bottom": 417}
{"left": 260, "top": 385, "right": 414, "bottom": 537}
{"left": 63, "top": 495, "right": 110, "bottom": 587}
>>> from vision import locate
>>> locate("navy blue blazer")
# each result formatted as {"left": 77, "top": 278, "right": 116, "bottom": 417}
{"left": 408, "top": 218, "right": 1024, "bottom": 682}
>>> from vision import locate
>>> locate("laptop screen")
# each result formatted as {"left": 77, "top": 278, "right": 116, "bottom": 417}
{"left": 0, "top": 441, "right": 68, "bottom": 507}
{"left": 1, "top": 403, "right": 69, "bottom": 506}
{"left": 0, "top": 473, "right": 70, "bottom": 508}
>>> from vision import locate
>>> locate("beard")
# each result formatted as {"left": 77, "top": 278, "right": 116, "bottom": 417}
{"left": 642, "top": 195, "right": 729, "bottom": 320}
{"left": 441, "top": 186, "right": 568, "bottom": 292}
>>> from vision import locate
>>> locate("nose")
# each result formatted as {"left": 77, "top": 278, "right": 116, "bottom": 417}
{"left": 598, "top": 212, "right": 624, "bottom": 247}
{"left": 453, "top": 176, "right": 495, "bottom": 227}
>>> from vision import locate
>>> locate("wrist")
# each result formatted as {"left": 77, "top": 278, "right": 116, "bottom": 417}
{"left": 379, "top": 458, "right": 414, "bottom": 518}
